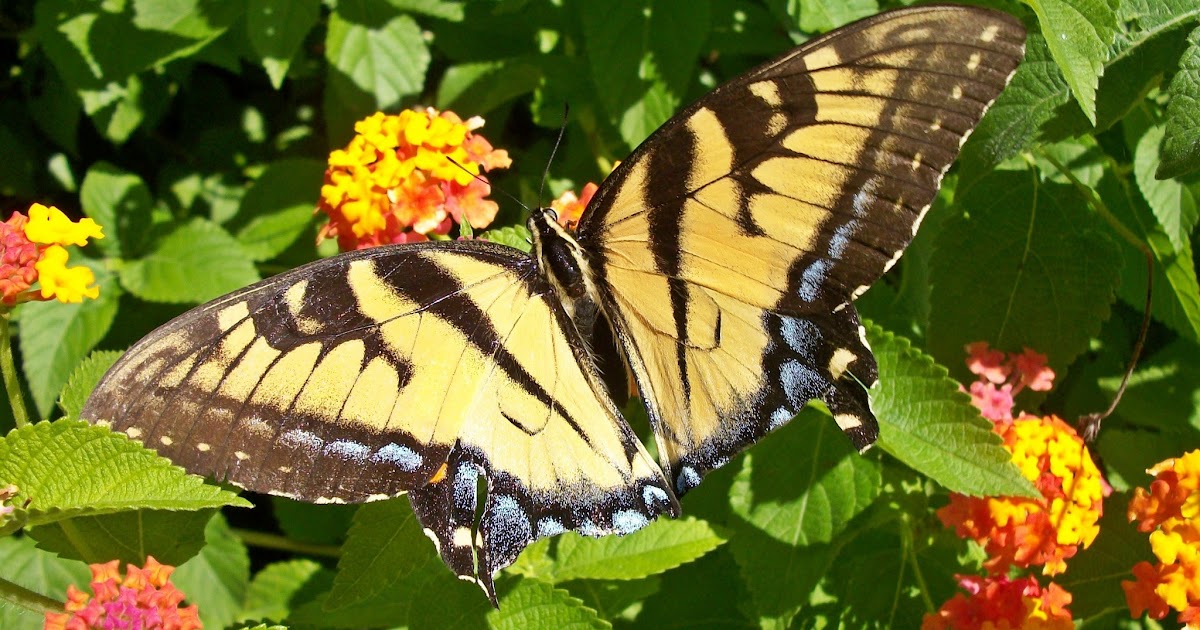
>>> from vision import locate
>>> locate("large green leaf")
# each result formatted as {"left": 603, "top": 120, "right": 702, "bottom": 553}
{"left": 28, "top": 509, "right": 213, "bottom": 566}
{"left": 0, "top": 420, "right": 249, "bottom": 525}
{"left": 928, "top": 169, "right": 1122, "bottom": 381}
{"left": 0, "top": 535, "right": 89, "bottom": 629}
{"left": 488, "top": 578, "right": 610, "bottom": 630}
{"left": 1021, "top": 0, "right": 1116, "bottom": 124}
{"left": 246, "top": 0, "right": 321, "bottom": 88}
{"left": 19, "top": 259, "right": 120, "bottom": 417}
{"left": 291, "top": 498, "right": 490, "bottom": 628}
{"left": 1134, "top": 124, "right": 1199, "bottom": 253}
{"left": 56, "top": 350, "right": 121, "bottom": 420}
{"left": 324, "top": 6, "right": 429, "bottom": 125}
{"left": 868, "top": 324, "right": 1035, "bottom": 498}
{"left": 549, "top": 517, "right": 726, "bottom": 582}
{"left": 728, "top": 407, "right": 879, "bottom": 628}
{"left": 79, "top": 161, "right": 154, "bottom": 258}
{"left": 173, "top": 513, "right": 251, "bottom": 630}
{"left": 1159, "top": 26, "right": 1200, "bottom": 178}
{"left": 231, "top": 158, "right": 324, "bottom": 261}
{"left": 579, "top": 0, "right": 711, "bottom": 149}
{"left": 119, "top": 218, "right": 260, "bottom": 304}
{"left": 240, "top": 560, "right": 333, "bottom": 624}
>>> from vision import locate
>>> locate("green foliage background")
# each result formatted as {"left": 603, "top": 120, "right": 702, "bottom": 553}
{"left": 0, "top": 0, "right": 1197, "bottom": 627}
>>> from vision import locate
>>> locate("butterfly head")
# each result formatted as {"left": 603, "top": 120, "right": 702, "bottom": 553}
{"left": 528, "top": 207, "right": 593, "bottom": 303}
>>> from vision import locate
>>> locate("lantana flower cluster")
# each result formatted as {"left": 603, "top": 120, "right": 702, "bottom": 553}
{"left": 1123, "top": 450, "right": 1200, "bottom": 628}
{"left": 924, "top": 343, "right": 1104, "bottom": 629}
{"left": 1, "top": 203, "right": 104, "bottom": 305}
{"left": 316, "top": 108, "right": 512, "bottom": 250}
{"left": 550, "top": 181, "right": 598, "bottom": 230}
{"left": 44, "top": 556, "right": 201, "bottom": 630}
{"left": 922, "top": 575, "right": 1074, "bottom": 630}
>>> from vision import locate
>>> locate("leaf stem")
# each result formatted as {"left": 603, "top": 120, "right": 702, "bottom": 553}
{"left": 0, "top": 575, "right": 64, "bottom": 618}
{"left": 231, "top": 528, "right": 342, "bottom": 559}
{"left": 903, "top": 522, "right": 935, "bottom": 613}
{"left": 0, "top": 309, "right": 30, "bottom": 428}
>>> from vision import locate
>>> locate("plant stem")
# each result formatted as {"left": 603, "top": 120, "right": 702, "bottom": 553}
{"left": 0, "top": 575, "right": 63, "bottom": 618}
{"left": 232, "top": 528, "right": 342, "bottom": 559}
{"left": 0, "top": 309, "right": 30, "bottom": 428}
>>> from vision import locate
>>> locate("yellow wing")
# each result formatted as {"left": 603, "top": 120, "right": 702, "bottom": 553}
{"left": 576, "top": 6, "right": 1026, "bottom": 492}
{"left": 82, "top": 241, "right": 676, "bottom": 601}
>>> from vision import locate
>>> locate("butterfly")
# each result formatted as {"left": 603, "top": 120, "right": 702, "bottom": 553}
{"left": 82, "top": 5, "right": 1025, "bottom": 603}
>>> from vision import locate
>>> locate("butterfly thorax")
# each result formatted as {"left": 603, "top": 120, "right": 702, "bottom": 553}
{"left": 528, "top": 208, "right": 600, "bottom": 324}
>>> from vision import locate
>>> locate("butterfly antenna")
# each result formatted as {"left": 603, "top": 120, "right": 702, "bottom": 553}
{"left": 538, "top": 103, "right": 570, "bottom": 210}
{"left": 446, "top": 156, "right": 528, "bottom": 213}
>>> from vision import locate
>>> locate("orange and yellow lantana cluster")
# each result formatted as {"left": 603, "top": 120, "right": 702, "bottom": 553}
{"left": 1123, "top": 450, "right": 1200, "bottom": 628}
{"left": 938, "top": 414, "right": 1105, "bottom": 575}
{"left": 316, "top": 108, "right": 511, "bottom": 250}
{"left": 44, "top": 556, "right": 201, "bottom": 630}
{"left": 1, "top": 204, "right": 103, "bottom": 305}
{"left": 924, "top": 343, "right": 1105, "bottom": 629}
{"left": 922, "top": 575, "right": 1074, "bottom": 630}
{"left": 550, "top": 181, "right": 598, "bottom": 230}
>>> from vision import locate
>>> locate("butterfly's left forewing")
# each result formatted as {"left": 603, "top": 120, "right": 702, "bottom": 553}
{"left": 578, "top": 6, "right": 1026, "bottom": 493}
{"left": 82, "top": 241, "right": 675, "bottom": 600}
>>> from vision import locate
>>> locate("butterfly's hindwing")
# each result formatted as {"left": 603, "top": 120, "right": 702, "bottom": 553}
{"left": 578, "top": 6, "right": 1026, "bottom": 492}
{"left": 82, "top": 241, "right": 676, "bottom": 600}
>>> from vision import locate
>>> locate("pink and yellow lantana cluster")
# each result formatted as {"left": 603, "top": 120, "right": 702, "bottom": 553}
{"left": 924, "top": 343, "right": 1105, "bottom": 629}
{"left": 1, "top": 203, "right": 104, "bottom": 305}
{"left": 44, "top": 556, "right": 201, "bottom": 630}
{"left": 922, "top": 575, "right": 1074, "bottom": 630}
{"left": 316, "top": 108, "right": 512, "bottom": 250}
{"left": 1123, "top": 450, "right": 1200, "bottom": 628}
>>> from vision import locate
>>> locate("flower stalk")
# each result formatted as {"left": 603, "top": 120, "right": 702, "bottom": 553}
{"left": 0, "top": 308, "right": 29, "bottom": 428}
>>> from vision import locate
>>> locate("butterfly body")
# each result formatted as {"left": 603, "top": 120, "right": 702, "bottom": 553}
{"left": 82, "top": 5, "right": 1026, "bottom": 602}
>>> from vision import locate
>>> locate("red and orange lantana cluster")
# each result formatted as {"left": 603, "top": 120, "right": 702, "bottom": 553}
{"left": 1123, "top": 449, "right": 1200, "bottom": 628}
{"left": 550, "top": 181, "right": 598, "bottom": 230}
{"left": 1, "top": 203, "right": 104, "bottom": 305}
{"left": 44, "top": 556, "right": 201, "bottom": 630}
{"left": 316, "top": 108, "right": 512, "bottom": 250}
{"left": 924, "top": 343, "right": 1105, "bottom": 629}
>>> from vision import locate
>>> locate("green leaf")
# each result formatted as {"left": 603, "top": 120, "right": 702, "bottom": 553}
{"left": 959, "top": 32, "right": 1072, "bottom": 174}
{"left": 1057, "top": 495, "right": 1153, "bottom": 618}
{"left": 292, "top": 498, "right": 490, "bottom": 627}
{"left": 1159, "top": 26, "right": 1200, "bottom": 179}
{"left": 1101, "top": 169, "right": 1200, "bottom": 343}
{"left": 325, "top": 7, "right": 429, "bottom": 112}
{"left": 488, "top": 578, "right": 610, "bottom": 630}
{"left": 240, "top": 559, "right": 333, "bottom": 624}
{"left": 579, "top": 0, "right": 711, "bottom": 149}
{"left": 868, "top": 324, "right": 1036, "bottom": 498}
{"left": 635, "top": 547, "right": 753, "bottom": 627}
{"left": 1021, "top": 0, "right": 1116, "bottom": 124}
{"left": 558, "top": 577, "right": 661, "bottom": 623}
{"left": 478, "top": 225, "right": 532, "bottom": 253}
{"left": 389, "top": 0, "right": 466, "bottom": 21}
{"left": 271, "top": 497, "right": 356, "bottom": 545}
{"left": 19, "top": 260, "right": 120, "bottom": 417}
{"left": 0, "top": 535, "right": 89, "bottom": 630}
{"left": 33, "top": 0, "right": 241, "bottom": 91}
{"left": 56, "top": 350, "right": 121, "bottom": 421}
{"left": 796, "top": 0, "right": 878, "bottom": 33}
{"left": 928, "top": 169, "right": 1122, "bottom": 381}
{"left": 232, "top": 158, "right": 324, "bottom": 261}
{"left": 246, "top": 0, "right": 321, "bottom": 88}
{"left": 173, "top": 513, "right": 251, "bottom": 630}
{"left": 1134, "top": 124, "right": 1199, "bottom": 253}
{"left": 119, "top": 218, "right": 260, "bottom": 304}
{"left": 727, "top": 407, "right": 879, "bottom": 627}
{"left": 550, "top": 517, "right": 726, "bottom": 582}
{"left": 436, "top": 59, "right": 543, "bottom": 116}
{"left": 79, "top": 161, "right": 155, "bottom": 258}
{"left": 0, "top": 420, "right": 249, "bottom": 526}
{"left": 28, "top": 509, "right": 213, "bottom": 566}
